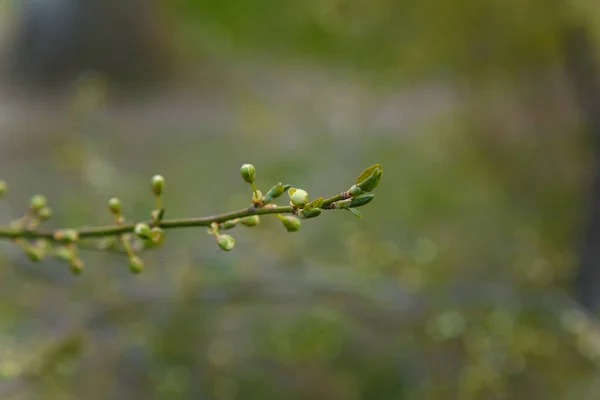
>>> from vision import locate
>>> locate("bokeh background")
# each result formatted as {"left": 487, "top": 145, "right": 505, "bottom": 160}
{"left": 1, "top": 1, "right": 600, "bottom": 399}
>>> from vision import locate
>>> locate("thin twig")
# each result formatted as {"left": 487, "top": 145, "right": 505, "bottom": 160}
{"left": 0, "top": 205, "right": 297, "bottom": 241}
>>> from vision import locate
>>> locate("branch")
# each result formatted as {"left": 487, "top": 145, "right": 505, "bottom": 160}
{"left": 0, "top": 205, "right": 296, "bottom": 240}
{"left": 0, "top": 163, "right": 383, "bottom": 274}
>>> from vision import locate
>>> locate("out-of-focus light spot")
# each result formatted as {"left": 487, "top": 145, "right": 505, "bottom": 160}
{"left": 504, "top": 354, "right": 526, "bottom": 375}
{"left": 214, "top": 377, "right": 239, "bottom": 400}
{"left": 0, "top": 360, "right": 19, "bottom": 378}
{"left": 526, "top": 258, "right": 554, "bottom": 287}
{"left": 514, "top": 327, "right": 539, "bottom": 353}
{"left": 372, "top": 240, "right": 401, "bottom": 266}
{"left": 398, "top": 266, "right": 422, "bottom": 290}
{"left": 208, "top": 339, "right": 234, "bottom": 368}
{"left": 411, "top": 237, "right": 437, "bottom": 265}
{"left": 486, "top": 309, "right": 514, "bottom": 337}
{"left": 426, "top": 311, "right": 465, "bottom": 341}
{"left": 85, "top": 155, "right": 116, "bottom": 190}
{"left": 577, "top": 329, "right": 600, "bottom": 361}
{"left": 560, "top": 308, "right": 589, "bottom": 335}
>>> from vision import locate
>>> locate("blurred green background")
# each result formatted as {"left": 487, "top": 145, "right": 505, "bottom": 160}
{"left": 1, "top": 0, "right": 600, "bottom": 399}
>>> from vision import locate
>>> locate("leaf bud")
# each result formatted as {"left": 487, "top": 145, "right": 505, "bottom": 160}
{"left": 300, "top": 208, "right": 322, "bottom": 219}
{"left": 355, "top": 164, "right": 383, "bottom": 193}
{"left": 263, "top": 183, "right": 289, "bottom": 203}
{"left": 349, "top": 194, "right": 375, "bottom": 208}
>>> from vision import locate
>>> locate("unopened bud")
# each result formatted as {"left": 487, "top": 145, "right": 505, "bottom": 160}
{"left": 282, "top": 216, "right": 302, "bottom": 232}
{"left": 55, "top": 246, "right": 75, "bottom": 262}
{"left": 108, "top": 197, "right": 122, "bottom": 215}
{"left": 348, "top": 185, "right": 364, "bottom": 197}
{"left": 289, "top": 188, "right": 309, "bottom": 207}
{"left": 240, "top": 164, "right": 256, "bottom": 184}
{"left": 217, "top": 234, "right": 235, "bottom": 251}
{"left": 151, "top": 175, "right": 165, "bottom": 196}
{"left": 24, "top": 246, "right": 44, "bottom": 262}
{"left": 149, "top": 227, "right": 165, "bottom": 246}
{"left": 30, "top": 195, "right": 47, "bottom": 212}
{"left": 128, "top": 255, "right": 144, "bottom": 274}
{"left": 134, "top": 223, "right": 151, "bottom": 239}
{"left": 69, "top": 258, "right": 84, "bottom": 275}
{"left": 241, "top": 215, "right": 260, "bottom": 227}
{"left": 38, "top": 207, "right": 53, "bottom": 221}
{"left": 53, "top": 229, "right": 79, "bottom": 243}
{"left": 221, "top": 219, "right": 239, "bottom": 230}
{"left": 252, "top": 190, "right": 263, "bottom": 203}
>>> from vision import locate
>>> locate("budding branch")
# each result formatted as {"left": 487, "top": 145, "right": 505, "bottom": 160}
{"left": 0, "top": 205, "right": 300, "bottom": 241}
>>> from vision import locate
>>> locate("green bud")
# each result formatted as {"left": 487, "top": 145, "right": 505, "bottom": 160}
{"left": 24, "top": 246, "right": 44, "bottom": 263}
{"left": 221, "top": 219, "right": 239, "bottom": 230}
{"left": 151, "top": 208, "right": 165, "bottom": 222}
{"left": 300, "top": 208, "right": 322, "bottom": 219}
{"left": 38, "top": 207, "right": 53, "bottom": 221}
{"left": 349, "top": 194, "right": 375, "bottom": 208}
{"left": 282, "top": 216, "right": 302, "bottom": 232}
{"left": 289, "top": 188, "right": 309, "bottom": 207}
{"left": 149, "top": 227, "right": 165, "bottom": 246}
{"left": 134, "top": 223, "right": 152, "bottom": 239}
{"left": 252, "top": 190, "right": 263, "bottom": 203}
{"left": 30, "top": 194, "right": 48, "bottom": 212}
{"left": 69, "top": 258, "right": 84, "bottom": 275}
{"left": 348, "top": 185, "right": 364, "bottom": 197}
{"left": 108, "top": 197, "right": 122, "bottom": 215}
{"left": 53, "top": 229, "right": 79, "bottom": 243}
{"left": 332, "top": 198, "right": 353, "bottom": 209}
{"left": 263, "top": 183, "right": 289, "bottom": 203}
{"left": 151, "top": 175, "right": 165, "bottom": 196}
{"left": 355, "top": 164, "right": 383, "bottom": 193}
{"left": 241, "top": 215, "right": 260, "bottom": 227}
{"left": 240, "top": 164, "right": 256, "bottom": 184}
{"left": 55, "top": 246, "right": 75, "bottom": 262}
{"left": 0, "top": 180, "right": 7, "bottom": 197}
{"left": 129, "top": 255, "right": 144, "bottom": 274}
{"left": 217, "top": 234, "right": 235, "bottom": 251}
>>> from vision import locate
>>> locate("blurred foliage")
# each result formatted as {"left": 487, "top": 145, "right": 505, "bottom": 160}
{"left": 2, "top": 0, "right": 600, "bottom": 399}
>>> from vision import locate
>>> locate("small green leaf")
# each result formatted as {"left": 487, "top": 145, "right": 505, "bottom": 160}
{"left": 356, "top": 164, "right": 382, "bottom": 185}
{"left": 288, "top": 188, "right": 297, "bottom": 196}
{"left": 347, "top": 208, "right": 362, "bottom": 218}
{"left": 300, "top": 208, "right": 322, "bottom": 219}
{"left": 308, "top": 197, "right": 324, "bottom": 209}
{"left": 355, "top": 164, "right": 383, "bottom": 192}
{"left": 349, "top": 194, "right": 375, "bottom": 208}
